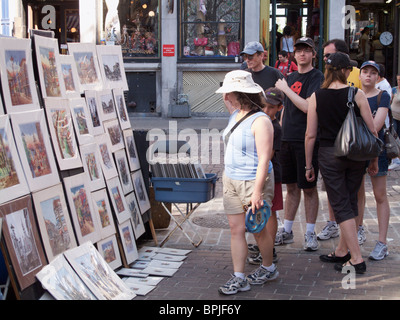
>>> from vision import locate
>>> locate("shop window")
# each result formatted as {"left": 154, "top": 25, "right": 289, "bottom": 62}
{"left": 105, "top": 0, "right": 160, "bottom": 60}
{"left": 180, "top": 0, "right": 243, "bottom": 60}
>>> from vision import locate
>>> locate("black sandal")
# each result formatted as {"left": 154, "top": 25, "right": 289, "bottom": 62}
{"left": 334, "top": 260, "right": 366, "bottom": 274}
{"left": 320, "top": 251, "right": 351, "bottom": 263}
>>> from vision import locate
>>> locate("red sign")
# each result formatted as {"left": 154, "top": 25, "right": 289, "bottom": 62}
{"left": 163, "top": 45, "right": 175, "bottom": 57}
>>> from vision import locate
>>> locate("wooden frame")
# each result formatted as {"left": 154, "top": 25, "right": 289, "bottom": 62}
{"left": 96, "top": 234, "right": 122, "bottom": 270}
{"left": 106, "top": 176, "right": 130, "bottom": 224}
{"left": 0, "top": 115, "right": 30, "bottom": 204}
{"left": 114, "top": 149, "right": 133, "bottom": 195}
{"left": 96, "top": 45, "right": 128, "bottom": 91}
{"left": 68, "top": 97, "right": 95, "bottom": 146}
{"left": 95, "top": 134, "right": 118, "bottom": 180}
{"left": 43, "top": 98, "right": 82, "bottom": 171}
{"left": 0, "top": 195, "right": 47, "bottom": 290}
{"left": 80, "top": 143, "right": 106, "bottom": 192}
{"left": 131, "top": 170, "right": 151, "bottom": 215}
{"left": 103, "top": 119, "right": 124, "bottom": 153}
{"left": 32, "top": 184, "right": 77, "bottom": 262}
{"left": 117, "top": 219, "right": 139, "bottom": 265}
{"left": 10, "top": 109, "right": 60, "bottom": 193}
{"left": 123, "top": 129, "right": 140, "bottom": 172}
{"left": 84, "top": 90, "right": 104, "bottom": 136}
{"left": 59, "top": 54, "right": 82, "bottom": 98}
{"left": 0, "top": 37, "right": 40, "bottom": 113}
{"left": 113, "top": 89, "right": 131, "bottom": 130}
{"left": 91, "top": 188, "right": 116, "bottom": 240}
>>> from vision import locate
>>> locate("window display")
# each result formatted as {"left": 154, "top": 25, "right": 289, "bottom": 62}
{"left": 180, "top": 0, "right": 242, "bottom": 59}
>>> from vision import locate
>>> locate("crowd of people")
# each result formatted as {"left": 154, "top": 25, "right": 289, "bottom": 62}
{"left": 216, "top": 34, "right": 399, "bottom": 295}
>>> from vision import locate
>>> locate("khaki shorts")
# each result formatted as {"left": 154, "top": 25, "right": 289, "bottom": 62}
{"left": 222, "top": 171, "right": 275, "bottom": 215}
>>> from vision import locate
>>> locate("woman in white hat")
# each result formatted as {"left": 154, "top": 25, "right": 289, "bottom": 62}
{"left": 216, "top": 70, "right": 278, "bottom": 295}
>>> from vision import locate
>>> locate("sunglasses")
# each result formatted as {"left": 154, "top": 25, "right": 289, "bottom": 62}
{"left": 323, "top": 53, "right": 331, "bottom": 59}
{"left": 243, "top": 53, "right": 259, "bottom": 61}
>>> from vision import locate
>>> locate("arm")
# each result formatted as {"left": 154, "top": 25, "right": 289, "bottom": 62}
{"left": 304, "top": 93, "right": 318, "bottom": 182}
{"left": 275, "top": 78, "right": 309, "bottom": 113}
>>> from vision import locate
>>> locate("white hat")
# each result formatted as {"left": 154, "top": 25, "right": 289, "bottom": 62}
{"left": 216, "top": 70, "right": 264, "bottom": 94}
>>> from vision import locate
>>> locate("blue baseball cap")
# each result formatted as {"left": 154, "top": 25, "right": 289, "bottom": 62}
{"left": 240, "top": 41, "right": 264, "bottom": 55}
{"left": 360, "top": 60, "right": 380, "bottom": 73}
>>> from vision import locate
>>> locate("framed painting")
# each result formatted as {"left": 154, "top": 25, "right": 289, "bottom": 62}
{"left": 97, "top": 89, "right": 117, "bottom": 122}
{"left": 33, "top": 35, "right": 66, "bottom": 99}
{"left": 63, "top": 173, "right": 102, "bottom": 245}
{"left": 91, "top": 188, "right": 116, "bottom": 240}
{"left": 131, "top": 170, "right": 151, "bottom": 215}
{"left": 32, "top": 184, "right": 77, "bottom": 262}
{"left": 96, "top": 45, "right": 128, "bottom": 91}
{"left": 0, "top": 37, "right": 40, "bottom": 113}
{"left": 59, "top": 54, "right": 82, "bottom": 98}
{"left": 106, "top": 176, "right": 130, "bottom": 224}
{"left": 114, "top": 149, "right": 133, "bottom": 195}
{"left": 103, "top": 119, "right": 124, "bottom": 153}
{"left": 64, "top": 241, "right": 136, "bottom": 300}
{"left": 0, "top": 195, "right": 47, "bottom": 290}
{"left": 117, "top": 219, "right": 139, "bottom": 265}
{"left": 0, "top": 115, "right": 30, "bottom": 205}
{"left": 68, "top": 43, "right": 103, "bottom": 91}
{"left": 80, "top": 143, "right": 105, "bottom": 191}
{"left": 125, "top": 192, "right": 145, "bottom": 239}
{"left": 44, "top": 98, "right": 82, "bottom": 171}
{"left": 97, "top": 234, "right": 122, "bottom": 270}
{"left": 10, "top": 109, "right": 60, "bottom": 193}
{"left": 113, "top": 89, "right": 130, "bottom": 130}
{"left": 95, "top": 134, "right": 118, "bottom": 180}
{"left": 84, "top": 90, "right": 104, "bottom": 136}
{"left": 36, "top": 254, "right": 97, "bottom": 300}
{"left": 68, "top": 98, "right": 95, "bottom": 146}
{"left": 122, "top": 129, "right": 140, "bottom": 172}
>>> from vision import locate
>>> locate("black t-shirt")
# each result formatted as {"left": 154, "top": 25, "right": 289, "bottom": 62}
{"left": 281, "top": 68, "right": 324, "bottom": 141}
{"left": 249, "top": 66, "right": 284, "bottom": 90}
{"left": 271, "top": 118, "right": 282, "bottom": 183}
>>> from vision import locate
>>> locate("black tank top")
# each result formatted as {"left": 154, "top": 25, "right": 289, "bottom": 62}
{"left": 315, "top": 87, "right": 361, "bottom": 147}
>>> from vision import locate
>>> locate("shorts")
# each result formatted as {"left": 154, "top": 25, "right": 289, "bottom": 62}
{"left": 376, "top": 154, "right": 388, "bottom": 177}
{"left": 271, "top": 182, "right": 283, "bottom": 212}
{"left": 280, "top": 141, "right": 319, "bottom": 189}
{"left": 223, "top": 171, "right": 275, "bottom": 215}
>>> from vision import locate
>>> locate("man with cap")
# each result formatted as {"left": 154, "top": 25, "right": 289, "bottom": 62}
{"left": 274, "top": 37, "right": 324, "bottom": 251}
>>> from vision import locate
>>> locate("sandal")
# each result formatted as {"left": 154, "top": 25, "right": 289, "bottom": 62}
{"left": 334, "top": 260, "right": 366, "bottom": 274}
{"left": 319, "top": 251, "right": 351, "bottom": 263}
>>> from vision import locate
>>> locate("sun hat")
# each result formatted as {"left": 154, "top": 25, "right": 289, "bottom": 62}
{"left": 240, "top": 41, "right": 265, "bottom": 56}
{"left": 264, "top": 87, "right": 284, "bottom": 106}
{"left": 360, "top": 60, "right": 380, "bottom": 73}
{"left": 216, "top": 70, "right": 264, "bottom": 94}
{"left": 326, "top": 52, "right": 358, "bottom": 70}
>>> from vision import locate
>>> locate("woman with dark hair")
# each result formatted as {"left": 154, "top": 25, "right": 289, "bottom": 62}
{"left": 304, "top": 52, "right": 378, "bottom": 274}
{"left": 281, "top": 26, "right": 295, "bottom": 60}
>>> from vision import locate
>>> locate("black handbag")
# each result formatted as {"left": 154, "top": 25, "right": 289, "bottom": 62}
{"left": 384, "top": 109, "right": 400, "bottom": 159}
{"left": 334, "top": 87, "right": 384, "bottom": 161}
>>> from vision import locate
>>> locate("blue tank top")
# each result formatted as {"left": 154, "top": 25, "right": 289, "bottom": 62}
{"left": 223, "top": 110, "right": 273, "bottom": 180}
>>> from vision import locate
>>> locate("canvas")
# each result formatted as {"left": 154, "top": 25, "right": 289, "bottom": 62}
{"left": 123, "top": 129, "right": 140, "bottom": 172}
{"left": 96, "top": 45, "right": 128, "bottom": 90}
{"left": 113, "top": 88, "right": 131, "bottom": 130}
{"left": 117, "top": 219, "right": 139, "bottom": 265}
{"left": 84, "top": 90, "right": 104, "bottom": 136}
{"left": 68, "top": 98, "right": 95, "bottom": 146}
{"left": 106, "top": 176, "right": 130, "bottom": 224}
{"left": 96, "top": 234, "right": 122, "bottom": 270}
{"left": 114, "top": 149, "right": 133, "bottom": 195}
{"left": 131, "top": 170, "right": 151, "bottom": 215}
{"left": 59, "top": 54, "right": 82, "bottom": 98}
{"left": 91, "top": 188, "right": 116, "bottom": 239}
{"left": 80, "top": 143, "right": 105, "bottom": 191}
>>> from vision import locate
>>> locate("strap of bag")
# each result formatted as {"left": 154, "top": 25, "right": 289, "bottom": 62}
{"left": 224, "top": 110, "right": 258, "bottom": 145}
{"left": 347, "top": 86, "right": 356, "bottom": 108}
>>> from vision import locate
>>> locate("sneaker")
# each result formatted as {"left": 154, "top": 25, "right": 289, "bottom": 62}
{"left": 358, "top": 225, "right": 366, "bottom": 245}
{"left": 369, "top": 241, "right": 389, "bottom": 261}
{"left": 389, "top": 159, "right": 400, "bottom": 171}
{"left": 246, "top": 266, "right": 279, "bottom": 285}
{"left": 275, "top": 228, "right": 294, "bottom": 245}
{"left": 247, "top": 244, "right": 260, "bottom": 254}
{"left": 247, "top": 252, "right": 262, "bottom": 265}
{"left": 317, "top": 221, "right": 339, "bottom": 240}
{"left": 218, "top": 276, "right": 251, "bottom": 295}
{"left": 304, "top": 231, "right": 320, "bottom": 251}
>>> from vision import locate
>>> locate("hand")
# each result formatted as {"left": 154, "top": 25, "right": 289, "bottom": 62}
{"left": 275, "top": 78, "right": 289, "bottom": 92}
{"left": 367, "top": 158, "right": 378, "bottom": 176}
{"left": 250, "top": 193, "right": 264, "bottom": 214}
{"left": 305, "top": 167, "right": 315, "bottom": 182}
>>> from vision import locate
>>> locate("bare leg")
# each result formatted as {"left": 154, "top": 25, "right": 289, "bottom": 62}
{"left": 371, "top": 176, "right": 390, "bottom": 244}
{"left": 227, "top": 213, "right": 247, "bottom": 273}
{"left": 303, "top": 187, "right": 319, "bottom": 224}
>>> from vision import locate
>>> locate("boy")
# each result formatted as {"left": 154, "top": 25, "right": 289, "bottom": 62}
{"left": 274, "top": 50, "right": 298, "bottom": 78}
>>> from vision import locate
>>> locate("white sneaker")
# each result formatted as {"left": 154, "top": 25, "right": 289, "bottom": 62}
{"left": 358, "top": 225, "right": 366, "bottom": 245}
{"left": 317, "top": 221, "right": 340, "bottom": 240}
{"left": 389, "top": 159, "right": 400, "bottom": 171}
{"left": 304, "top": 231, "right": 320, "bottom": 251}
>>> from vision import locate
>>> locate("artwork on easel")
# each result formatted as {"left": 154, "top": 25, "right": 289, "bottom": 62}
{"left": 91, "top": 188, "right": 116, "bottom": 240}
{"left": 32, "top": 184, "right": 77, "bottom": 262}
{"left": 44, "top": 98, "right": 82, "bottom": 171}
{"left": 0, "top": 115, "right": 30, "bottom": 205}
{"left": 117, "top": 219, "right": 139, "bottom": 265}
{"left": 80, "top": 143, "right": 105, "bottom": 191}
{"left": 95, "top": 134, "right": 118, "bottom": 180}
{"left": 68, "top": 98, "right": 95, "bottom": 146}
{"left": 10, "top": 109, "right": 60, "bottom": 192}
{"left": 59, "top": 54, "right": 82, "bottom": 98}
{"left": 123, "top": 129, "right": 140, "bottom": 172}
{"left": 96, "top": 45, "right": 128, "bottom": 91}
{"left": 68, "top": 43, "right": 103, "bottom": 91}
{"left": 113, "top": 89, "right": 130, "bottom": 130}
{"left": 125, "top": 192, "right": 145, "bottom": 239}
{"left": 36, "top": 254, "right": 97, "bottom": 300}
{"left": 0, "top": 195, "right": 47, "bottom": 290}
{"left": 33, "top": 35, "right": 66, "bottom": 99}
{"left": 97, "top": 89, "right": 117, "bottom": 122}
{"left": 0, "top": 37, "right": 40, "bottom": 113}
{"left": 114, "top": 149, "right": 133, "bottom": 195}
{"left": 131, "top": 170, "right": 151, "bottom": 215}
{"left": 106, "top": 176, "right": 130, "bottom": 224}
{"left": 84, "top": 90, "right": 104, "bottom": 136}
{"left": 96, "top": 234, "right": 122, "bottom": 270}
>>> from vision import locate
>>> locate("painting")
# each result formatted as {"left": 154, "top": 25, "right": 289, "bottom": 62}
{"left": 131, "top": 170, "right": 151, "bottom": 215}
{"left": 68, "top": 98, "right": 95, "bottom": 146}
{"left": 91, "top": 188, "right": 116, "bottom": 240}
{"left": 96, "top": 234, "right": 122, "bottom": 270}
{"left": 32, "top": 184, "right": 77, "bottom": 262}
{"left": 122, "top": 129, "right": 140, "bottom": 172}
{"left": 84, "top": 90, "right": 104, "bottom": 136}
{"left": 36, "top": 254, "right": 97, "bottom": 300}
{"left": 64, "top": 241, "right": 136, "bottom": 300}
{"left": 44, "top": 98, "right": 82, "bottom": 171}
{"left": 68, "top": 43, "right": 103, "bottom": 91}
{"left": 59, "top": 54, "right": 82, "bottom": 98}
{"left": 0, "top": 37, "right": 40, "bottom": 113}
{"left": 10, "top": 110, "right": 60, "bottom": 193}
{"left": 63, "top": 173, "right": 102, "bottom": 245}
{"left": 80, "top": 143, "right": 105, "bottom": 191}
{"left": 97, "top": 89, "right": 117, "bottom": 122}
{"left": 33, "top": 35, "right": 66, "bottom": 99}
{"left": 117, "top": 219, "right": 139, "bottom": 265}
{"left": 96, "top": 45, "right": 128, "bottom": 90}
{"left": 103, "top": 119, "right": 124, "bottom": 152}
{"left": 0, "top": 115, "right": 30, "bottom": 204}
{"left": 125, "top": 192, "right": 145, "bottom": 239}
{"left": 114, "top": 149, "right": 133, "bottom": 195}
{"left": 113, "top": 89, "right": 130, "bottom": 130}
{"left": 106, "top": 176, "right": 130, "bottom": 224}
{"left": 0, "top": 195, "right": 47, "bottom": 290}
{"left": 95, "top": 134, "right": 118, "bottom": 180}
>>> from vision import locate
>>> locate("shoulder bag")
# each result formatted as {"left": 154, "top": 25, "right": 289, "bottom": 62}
{"left": 334, "top": 86, "right": 384, "bottom": 161}
{"left": 383, "top": 109, "right": 400, "bottom": 159}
